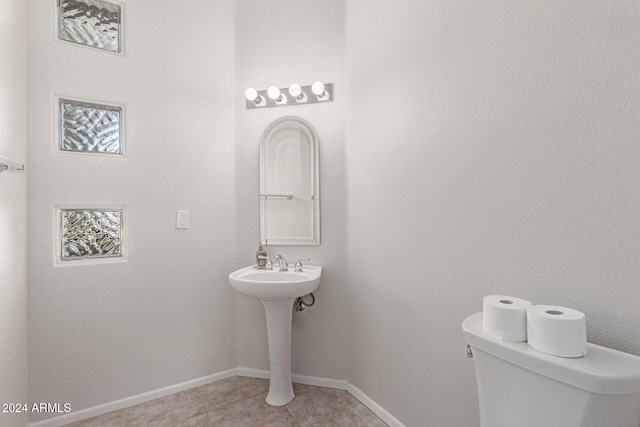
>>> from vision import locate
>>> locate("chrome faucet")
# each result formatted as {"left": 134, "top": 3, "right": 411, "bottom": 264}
{"left": 274, "top": 254, "right": 288, "bottom": 271}
{"left": 294, "top": 257, "right": 310, "bottom": 272}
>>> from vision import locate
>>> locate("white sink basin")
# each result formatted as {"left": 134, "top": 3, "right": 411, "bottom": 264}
{"left": 229, "top": 265, "right": 321, "bottom": 301}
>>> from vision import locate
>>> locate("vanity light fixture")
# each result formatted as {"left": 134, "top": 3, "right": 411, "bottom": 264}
{"left": 311, "top": 81, "right": 329, "bottom": 101}
{"left": 289, "top": 83, "right": 307, "bottom": 102}
{"left": 244, "top": 82, "right": 333, "bottom": 109}
{"left": 267, "top": 86, "right": 287, "bottom": 104}
{"left": 245, "top": 87, "right": 265, "bottom": 106}
{"left": 245, "top": 88, "right": 266, "bottom": 106}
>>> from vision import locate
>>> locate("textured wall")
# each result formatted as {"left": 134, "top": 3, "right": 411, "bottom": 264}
{"left": 234, "top": 0, "right": 348, "bottom": 381}
{"left": 27, "top": 0, "right": 237, "bottom": 420}
{"left": 0, "top": 1, "right": 28, "bottom": 426}
{"left": 345, "top": 0, "right": 640, "bottom": 425}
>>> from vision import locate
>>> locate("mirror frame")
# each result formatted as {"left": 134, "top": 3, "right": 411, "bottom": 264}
{"left": 259, "top": 116, "right": 320, "bottom": 245}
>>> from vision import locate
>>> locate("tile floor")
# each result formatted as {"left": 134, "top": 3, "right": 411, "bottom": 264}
{"left": 64, "top": 376, "right": 389, "bottom": 426}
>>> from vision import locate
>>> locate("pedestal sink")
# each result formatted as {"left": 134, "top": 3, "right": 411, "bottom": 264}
{"left": 229, "top": 265, "right": 321, "bottom": 406}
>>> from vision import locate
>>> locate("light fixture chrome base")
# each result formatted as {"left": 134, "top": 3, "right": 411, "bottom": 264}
{"left": 246, "top": 83, "right": 333, "bottom": 109}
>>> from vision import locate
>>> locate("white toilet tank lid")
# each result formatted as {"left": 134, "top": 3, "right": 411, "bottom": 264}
{"left": 463, "top": 312, "right": 640, "bottom": 395}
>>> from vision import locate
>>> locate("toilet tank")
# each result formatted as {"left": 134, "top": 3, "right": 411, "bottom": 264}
{"left": 463, "top": 312, "right": 640, "bottom": 427}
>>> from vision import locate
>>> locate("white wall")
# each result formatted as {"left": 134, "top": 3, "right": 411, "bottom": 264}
{"left": 24, "top": 1, "right": 640, "bottom": 425}
{"left": 27, "top": 0, "right": 237, "bottom": 421}
{"left": 345, "top": 0, "right": 640, "bottom": 425}
{"left": 0, "top": 1, "right": 28, "bottom": 426}
{"left": 234, "top": 0, "right": 348, "bottom": 380}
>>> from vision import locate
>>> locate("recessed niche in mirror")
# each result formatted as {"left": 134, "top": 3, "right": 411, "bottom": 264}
{"left": 260, "top": 116, "right": 320, "bottom": 245}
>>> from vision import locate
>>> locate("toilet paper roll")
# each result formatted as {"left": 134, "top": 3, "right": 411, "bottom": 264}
{"left": 527, "top": 305, "right": 587, "bottom": 358}
{"left": 482, "top": 295, "right": 532, "bottom": 342}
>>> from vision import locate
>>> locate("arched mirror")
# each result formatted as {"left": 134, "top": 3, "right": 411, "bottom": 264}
{"left": 259, "top": 116, "right": 320, "bottom": 245}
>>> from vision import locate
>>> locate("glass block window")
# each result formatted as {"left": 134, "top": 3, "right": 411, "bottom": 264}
{"left": 57, "top": 0, "right": 122, "bottom": 53}
{"left": 60, "top": 209, "right": 123, "bottom": 261}
{"left": 59, "top": 98, "right": 123, "bottom": 155}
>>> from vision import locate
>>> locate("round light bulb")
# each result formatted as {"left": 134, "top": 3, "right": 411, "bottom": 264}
{"left": 245, "top": 87, "right": 258, "bottom": 101}
{"left": 289, "top": 83, "right": 302, "bottom": 98}
{"left": 311, "top": 81, "right": 325, "bottom": 96}
{"left": 267, "top": 86, "right": 281, "bottom": 100}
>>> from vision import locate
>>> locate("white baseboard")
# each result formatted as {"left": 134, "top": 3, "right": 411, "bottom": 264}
{"left": 28, "top": 369, "right": 236, "bottom": 427}
{"left": 293, "top": 372, "right": 348, "bottom": 390}
{"left": 347, "top": 383, "right": 405, "bottom": 427}
{"left": 236, "top": 367, "right": 349, "bottom": 390}
{"left": 235, "top": 366, "right": 271, "bottom": 380}
{"left": 30, "top": 368, "right": 405, "bottom": 427}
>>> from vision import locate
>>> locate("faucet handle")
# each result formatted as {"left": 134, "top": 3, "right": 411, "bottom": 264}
{"left": 294, "top": 257, "right": 310, "bottom": 272}
{"left": 265, "top": 257, "right": 273, "bottom": 271}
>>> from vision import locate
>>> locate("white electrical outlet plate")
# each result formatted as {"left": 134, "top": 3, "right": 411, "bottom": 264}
{"left": 176, "top": 210, "right": 189, "bottom": 229}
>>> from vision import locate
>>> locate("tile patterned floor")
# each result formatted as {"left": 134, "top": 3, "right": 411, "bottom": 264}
{"left": 64, "top": 376, "right": 389, "bottom": 426}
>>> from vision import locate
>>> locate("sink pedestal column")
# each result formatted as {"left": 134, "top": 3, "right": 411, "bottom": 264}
{"left": 261, "top": 298, "right": 295, "bottom": 406}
